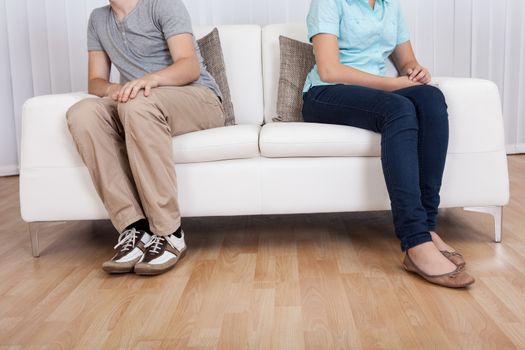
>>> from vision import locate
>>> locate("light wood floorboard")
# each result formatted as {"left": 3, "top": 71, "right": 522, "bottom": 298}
{"left": 0, "top": 155, "right": 524, "bottom": 349}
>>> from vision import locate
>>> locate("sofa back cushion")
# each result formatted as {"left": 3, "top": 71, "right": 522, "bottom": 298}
{"left": 273, "top": 36, "right": 316, "bottom": 122}
{"left": 197, "top": 28, "right": 236, "bottom": 126}
{"left": 262, "top": 24, "right": 308, "bottom": 124}
{"left": 195, "top": 25, "right": 264, "bottom": 126}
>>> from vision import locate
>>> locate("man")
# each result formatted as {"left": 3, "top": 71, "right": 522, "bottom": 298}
{"left": 66, "top": 0, "right": 225, "bottom": 276}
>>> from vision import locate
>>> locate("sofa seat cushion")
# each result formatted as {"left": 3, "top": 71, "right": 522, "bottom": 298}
{"left": 259, "top": 122, "right": 381, "bottom": 158}
{"left": 172, "top": 124, "right": 261, "bottom": 164}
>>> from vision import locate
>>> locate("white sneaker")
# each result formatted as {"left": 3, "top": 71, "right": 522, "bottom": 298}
{"left": 134, "top": 230, "right": 187, "bottom": 276}
{"left": 102, "top": 228, "right": 152, "bottom": 274}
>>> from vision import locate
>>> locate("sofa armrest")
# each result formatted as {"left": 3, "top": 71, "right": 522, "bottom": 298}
{"left": 20, "top": 92, "right": 94, "bottom": 171}
{"left": 431, "top": 77, "right": 506, "bottom": 154}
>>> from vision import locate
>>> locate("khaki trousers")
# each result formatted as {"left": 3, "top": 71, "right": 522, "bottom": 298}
{"left": 66, "top": 84, "right": 225, "bottom": 235}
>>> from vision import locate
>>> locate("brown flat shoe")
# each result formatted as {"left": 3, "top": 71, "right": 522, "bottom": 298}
{"left": 403, "top": 254, "right": 475, "bottom": 288}
{"left": 441, "top": 250, "right": 466, "bottom": 268}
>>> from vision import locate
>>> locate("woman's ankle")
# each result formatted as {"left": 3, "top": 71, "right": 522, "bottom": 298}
{"left": 430, "top": 231, "right": 456, "bottom": 252}
{"left": 407, "top": 242, "right": 457, "bottom": 275}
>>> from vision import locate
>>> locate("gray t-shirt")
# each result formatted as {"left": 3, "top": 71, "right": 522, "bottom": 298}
{"left": 87, "top": 0, "right": 222, "bottom": 99}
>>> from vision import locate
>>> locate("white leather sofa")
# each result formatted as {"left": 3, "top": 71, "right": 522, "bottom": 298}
{"left": 20, "top": 24, "right": 510, "bottom": 257}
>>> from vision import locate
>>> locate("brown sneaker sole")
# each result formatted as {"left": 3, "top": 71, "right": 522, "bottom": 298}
{"left": 134, "top": 249, "right": 187, "bottom": 276}
{"left": 102, "top": 258, "right": 141, "bottom": 274}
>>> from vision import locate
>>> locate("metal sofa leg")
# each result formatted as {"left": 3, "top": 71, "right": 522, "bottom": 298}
{"left": 464, "top": 206, "right": 503, "bottom": 243}
{"left": 28, "top": 222, "right": 40, "bottom": 257}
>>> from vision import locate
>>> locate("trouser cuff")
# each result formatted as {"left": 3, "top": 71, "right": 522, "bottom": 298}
{"left": 149, "top": 217, "right": 182, "bottom": 237}
{"left": 401, "top": 231, "right": 432, "bottom": 252}
{"left": 114, "top": 214, "right": 147, "bottom": 234}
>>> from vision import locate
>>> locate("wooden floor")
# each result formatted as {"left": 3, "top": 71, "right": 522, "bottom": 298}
{"left": 0, "top": 156, "right": 524, "bottom": 349}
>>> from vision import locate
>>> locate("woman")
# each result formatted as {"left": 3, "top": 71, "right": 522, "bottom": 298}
{"left": 302, "top": 0, "right": 474, "bottom": 288}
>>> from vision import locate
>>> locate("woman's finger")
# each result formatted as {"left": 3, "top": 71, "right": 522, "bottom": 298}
{"left": 414, "top": 69, "right": 427, "bottom": 82}
{"left": 409, "top": 66, "right": 421, "bottom": 81}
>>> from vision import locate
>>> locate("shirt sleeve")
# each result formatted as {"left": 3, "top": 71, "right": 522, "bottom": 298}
{"left": 87, "top": 11, "right": 104, "bottom": 52}
{"left": 306, "top": 0, "right": 341, "bottom": 42}
{"left": 396, "top": 5, "right": 410, "bottom": 45}
{"left": 155, "top": 0, "right": 193, "bottom": 39}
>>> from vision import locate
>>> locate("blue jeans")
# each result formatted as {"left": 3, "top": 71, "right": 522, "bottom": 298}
{"left": 302, "top": 84, "right": 449, "bottom": 251}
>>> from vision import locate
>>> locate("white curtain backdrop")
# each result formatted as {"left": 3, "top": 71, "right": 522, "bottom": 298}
{"left": 0, "top": 0, "right": 524, "bottom": 176}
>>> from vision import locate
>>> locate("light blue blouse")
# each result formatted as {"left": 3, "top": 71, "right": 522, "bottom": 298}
{"left": 303, "top": 0, "right": 410, "bottom": 93}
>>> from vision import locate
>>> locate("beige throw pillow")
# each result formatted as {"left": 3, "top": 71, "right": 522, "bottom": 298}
{"left": 197, "top": 28, "right": 236, "bottom": 126}
{"left": 273, "top": 36, "right": 316, "bottom": 122}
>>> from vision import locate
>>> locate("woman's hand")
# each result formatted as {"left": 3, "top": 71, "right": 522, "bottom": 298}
{"left": 390, "top": 42, "right": 432, "bottom": 84}
{"left": 389, "top": 76, "right": 422, "bottom": 91}
{"left": 406, "top": 65, "right": 431, "bottom": 84}
{"left": 115, "top": 76, "right": 160, "bottom": 103}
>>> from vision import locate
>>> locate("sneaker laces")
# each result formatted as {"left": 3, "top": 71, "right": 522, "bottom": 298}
{"left": 114, "top": 227, "right": 140, "bottom": 253}
{"left": 144, "top": 235, "right": 176, "bottom": 255}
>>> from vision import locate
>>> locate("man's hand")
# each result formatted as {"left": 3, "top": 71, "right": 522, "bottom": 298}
{"left": 406, "top": 65, "right": 431, "bottom": 84}
{"left": 115, "top": 76, "right": 160, "bottom": 103}
{"left": 88, "top": 34, "right": 199, "bottom": 100}
{"left": 105, "top": 84, "right": 123, "bottom": 100}
{"left": 114, "top": 33, "right": 200, "bottom": 103}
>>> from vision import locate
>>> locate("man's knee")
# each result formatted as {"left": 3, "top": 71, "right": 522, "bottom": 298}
{"left": 66, "top": 98, "right": 109, "bottom": 136}
{"left": 117, "top": 92, "right": 156, "bottom": 114}
{"left": 117, "top": 94, "right": 160, "bottom": 127}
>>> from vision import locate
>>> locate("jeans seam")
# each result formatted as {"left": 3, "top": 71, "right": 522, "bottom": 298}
{"left": 417, "top": 107, "right": 428, "bottom": 226}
